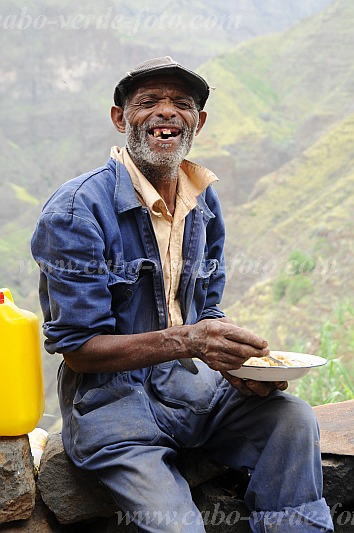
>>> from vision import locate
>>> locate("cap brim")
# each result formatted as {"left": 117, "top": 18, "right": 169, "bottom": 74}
{"left": 115, "top": 64, "right": 209, "bottom": 109}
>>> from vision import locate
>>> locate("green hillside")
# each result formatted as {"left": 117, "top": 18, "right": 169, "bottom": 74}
{"left": 224, "top": 112, "right": 354, "bottom": 352}
{"left": 0, "top": 0, "right": 334, "bottom": 307}
{"left": 192, "top": 0, "right": 354, "bottom": 204}
{"left": 186, "top": 0, "right": 354, "bottom": 390}
{"left": 4, "top": 0, "right": 354, "bottom": 427}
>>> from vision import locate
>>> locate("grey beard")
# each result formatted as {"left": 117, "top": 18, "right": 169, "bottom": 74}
{"left": 125, "top": 120, "right": 196, "bottom": 182}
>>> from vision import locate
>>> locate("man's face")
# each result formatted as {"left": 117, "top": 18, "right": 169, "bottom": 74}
{"left": 120, "top": 75, "right": 206, "bottom": 171}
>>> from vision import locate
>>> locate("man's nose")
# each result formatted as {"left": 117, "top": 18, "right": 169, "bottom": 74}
{"left": 156, "top": 99, "right": 176, "bottom": 119}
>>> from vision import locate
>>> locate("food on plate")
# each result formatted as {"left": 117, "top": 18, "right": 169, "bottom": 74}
{"left": 228, "top": 352, "right": 327, "bottom": 381}
{"left": 244, "top": 354, "right": 303, "bottom": 367}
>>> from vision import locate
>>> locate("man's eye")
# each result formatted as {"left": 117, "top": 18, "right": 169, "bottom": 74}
{"left": 174, "top": 101, "right": 193, "bottom": 109}
{"left": 140, "top": 100, "right": 157, "bottom": 108}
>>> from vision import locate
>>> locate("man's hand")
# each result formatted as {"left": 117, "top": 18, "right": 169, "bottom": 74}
{"left": 187, "top": 318, "right": 269, "bottom": 372}
{"left": 186, "top": 317, "right": 288, "bottom": 397}
{"left": 222, "top": 372, "right": 288, "bottom": 397}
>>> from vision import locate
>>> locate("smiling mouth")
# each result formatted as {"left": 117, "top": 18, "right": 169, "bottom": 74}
{"left": 148, "top": 127, "right": 181, "bottom": 140}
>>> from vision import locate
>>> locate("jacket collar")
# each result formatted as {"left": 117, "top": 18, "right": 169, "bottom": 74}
{"left": 108, "top": 157, "right": 215, "bottom": 221}
{"left": 108, "top": 158, "right": 142, "bottom": 214}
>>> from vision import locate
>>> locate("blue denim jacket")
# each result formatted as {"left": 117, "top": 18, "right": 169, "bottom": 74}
{"left": 31, "top": 160, "right": 335, "bottom": 531}
{"left": 31, "top": 158, "right": 227, "bottom": 462}
{"left": 32, "top": 158, "right": 226, "bottom": 352}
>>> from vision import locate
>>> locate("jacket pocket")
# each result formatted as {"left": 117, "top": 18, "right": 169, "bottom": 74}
{"left": 196, "top": 258, "right": 218, "bottom": 288}
{"left": 189, "top": 259, "right": 219, "bottom": 323}
{"left": 71, "top": 373, "right": 159, "bottom": 461}
{"left": 150, "top": 360, "right": 223, "bottom": 415}
{"left": 108, "top": 258, "right": 159, "bottom": 333}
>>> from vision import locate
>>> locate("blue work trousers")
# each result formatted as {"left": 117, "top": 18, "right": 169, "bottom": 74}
{"left": 67, "top": 362, "right": 334, "bottom": 532}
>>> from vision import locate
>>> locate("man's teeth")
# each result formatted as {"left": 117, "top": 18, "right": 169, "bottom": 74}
{"left": 152, "top": 128, "right": 177, "bottom": 139}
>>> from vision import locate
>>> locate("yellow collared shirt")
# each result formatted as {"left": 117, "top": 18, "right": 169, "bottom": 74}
{"left": 110, "top": 146, "right": 218, "bottom": 327}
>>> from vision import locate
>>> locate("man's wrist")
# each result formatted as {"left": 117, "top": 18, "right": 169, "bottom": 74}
{"left": 160, "top": 324, "right": 197, "bottom": 359}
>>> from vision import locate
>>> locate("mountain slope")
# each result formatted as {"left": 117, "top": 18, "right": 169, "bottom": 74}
{"left": 223, "top": 112, "right": 354, "bottom": 350}
{"left": 193, "top": 0, "right": 354, "bottom": 204}
{"left": 0, "top": 0, "right": 335, "bottom": 306}
{"left": 0, "top": 0, "right": 346, "bottom": 429}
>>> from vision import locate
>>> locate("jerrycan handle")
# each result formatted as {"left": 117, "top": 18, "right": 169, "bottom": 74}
{"left": 0, "top": 288, "right": 14, "bottom": 303}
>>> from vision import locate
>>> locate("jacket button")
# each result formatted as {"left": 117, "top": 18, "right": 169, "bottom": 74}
{"left": 125, "top": 288, "right": 133, "bottom": 298}
{"left": 202, "top": 280, "right": 209, "bottom": 290}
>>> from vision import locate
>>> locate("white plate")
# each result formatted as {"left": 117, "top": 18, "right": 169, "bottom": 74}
{"left": 227, "top": 351, "right": 327, "bottom": 381}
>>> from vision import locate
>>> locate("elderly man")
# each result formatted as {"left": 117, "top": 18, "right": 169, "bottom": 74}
{"left": 31, "top": 57, "right": 333, "bottom": 532}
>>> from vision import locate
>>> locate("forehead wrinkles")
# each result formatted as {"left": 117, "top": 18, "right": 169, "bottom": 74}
{"left": 129, "top": 77, "right": 194, "bottom": 101}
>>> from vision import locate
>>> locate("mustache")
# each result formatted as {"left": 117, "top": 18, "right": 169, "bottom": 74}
{"left": 140, "top": 119, "right": 186, "bottom": 132}
{"left": 146, "top": 118, "right": 184, "bottom": 127}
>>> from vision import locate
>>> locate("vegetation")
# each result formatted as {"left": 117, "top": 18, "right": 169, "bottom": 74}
{"left": 225, "top": 110, "right": 354, "bottom": 352}
{"left": 2, "top": 0, "right": 354, "bottom": 429}
{"left": 272, "top": 251, "right": 315, "bottom": 305}
{"left": 291, "top": 302, "right": 354, "bottom": 405}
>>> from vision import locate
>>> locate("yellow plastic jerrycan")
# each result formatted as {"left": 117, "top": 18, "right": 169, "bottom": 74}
{"left": 0, "top": 288, "right": 45, "bottom": 436}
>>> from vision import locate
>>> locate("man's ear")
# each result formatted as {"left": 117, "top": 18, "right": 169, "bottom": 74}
{"left": 195, "top": 110, "right": 207, "bottom": 136}
{"left": 111, "top": 106, "right": 126, "bottom": 133}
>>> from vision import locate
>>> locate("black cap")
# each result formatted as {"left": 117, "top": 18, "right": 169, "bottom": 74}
{"left": 114, "top": 56, "right": 210, "bottom": 109}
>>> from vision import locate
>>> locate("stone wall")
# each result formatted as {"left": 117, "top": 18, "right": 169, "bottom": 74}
{"left": 1, "top": 400, "right": 354, "bottom": 532}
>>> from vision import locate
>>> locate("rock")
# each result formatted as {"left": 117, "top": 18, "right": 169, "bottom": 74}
{"left": 0, "top": 436, "right": 36, "bottom": 524}
{"left": 37, "top": 434, "right": 117, "bottom": 524}
{"left": 314, "top": 400, "right": 354, "bottom": 456}
{"left": 192, "top": 473, "right": 250, "bottom": 533}
{"left": 37, "top": 433, "right": 229, "bottom": 526}
{"left": 0, "top": 486, "right": 139, "bottom": 533}
{"left": 0, "top": 487, "right": 76, "bottom": 532}
{"left": 322, "top": 454, "right": 354, "bottom": 508}
{"left": 38, "top": 433, "right": 227, "bottom": 531}
{"left": 82, "top": 515, "right": 143, "bottom": 532}
{"left": 175, "top": 448, "right": 228, "bottom": 488}
{"left": 4, "top": 405, "right": 354, "bottom": 533}
{"left": 313, "top": 400, "right": 354, "bottom": 528}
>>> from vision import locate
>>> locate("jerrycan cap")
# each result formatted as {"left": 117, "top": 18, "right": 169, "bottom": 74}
{"left": 0, "top": 292, "right": 4, "bottom": 304}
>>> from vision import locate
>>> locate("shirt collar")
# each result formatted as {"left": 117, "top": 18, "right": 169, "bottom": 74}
{"left": 110, "top": 146, "right": 218, "bottom": 220}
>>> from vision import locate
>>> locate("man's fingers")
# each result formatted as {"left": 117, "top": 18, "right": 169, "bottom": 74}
{"left": 218, "top": 339, "right": 269, "bottom": 362}
{"left": 206, "top": 343, "right": 269, "bottom": 370}
{"left": 193, "top": 319, "right": 269, "bottom": 372}
{"left": 221, "top": 373, "right": 255, "bottom": 396}
{"left": 222, "top": 374, "right": 289, "bottom": 397}
{"left": 245, "top": 380, "right": 289, "bottom": 396}
{"left": 217, "top": 322, "right": 268, "bottom": 350}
